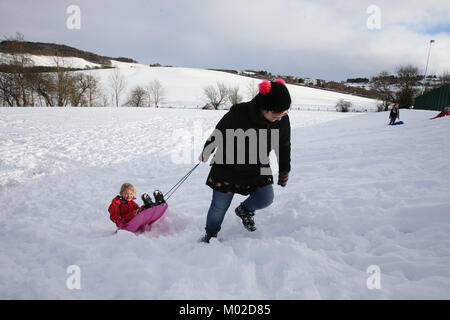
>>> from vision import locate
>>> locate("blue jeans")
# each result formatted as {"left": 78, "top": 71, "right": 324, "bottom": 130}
{"left": 389, "top": 117, "right": 396, "bottom": 125}
{"left": 205, "top": 184, "right": 274, "bottom": 234}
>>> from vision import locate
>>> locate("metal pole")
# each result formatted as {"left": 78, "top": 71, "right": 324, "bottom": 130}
{"left": 422, "top": 39, "right": 435, "bottom": 94}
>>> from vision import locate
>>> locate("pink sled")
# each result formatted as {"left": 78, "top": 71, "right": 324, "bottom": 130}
{"left": 121, "top": 203, "right": 168, "bottom": 233}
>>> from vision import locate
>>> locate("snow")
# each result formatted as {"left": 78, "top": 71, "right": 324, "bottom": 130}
{"left": 0, "top": 53, "right": 103, "bottom": 69}
{"left": 0, "top": 107, "right": 449, "bottom": 299}
{"left": 89, "top": 64, "right": 380, "bottom": 111}
{"left": 1, "top": 52, "right": 381, "bottom": 110}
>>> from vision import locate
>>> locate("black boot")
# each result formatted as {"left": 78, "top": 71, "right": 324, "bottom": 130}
{"left": 200, "top": 232, "right": 217, "bottom": 243}
{"left": 141, "top": 193, "right": 154, "bottom": 209}
{"left": 153, "top": 190, "right": 165, "bottom": 205}
{"left": 235, "top": 203, "right": 256, "bottom": 232}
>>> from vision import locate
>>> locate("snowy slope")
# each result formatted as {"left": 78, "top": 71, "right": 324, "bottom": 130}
{"left": 0, "top": 107, "right": 449, "bottom": 299}
{"left": 90, "top": 64, "right": 380, "bottom": 111}
{"left": 0, "top": 52, "right": 381, "bottom": 110}
{"left": 0, "top": 52, "right": 103, "bottom": 69}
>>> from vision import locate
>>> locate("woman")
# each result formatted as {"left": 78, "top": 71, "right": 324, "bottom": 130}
{"left": 199, "top": 79, "right": 292, "bottom": 243}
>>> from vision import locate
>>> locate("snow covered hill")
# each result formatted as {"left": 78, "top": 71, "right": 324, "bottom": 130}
{"left": 0, "top": 107, "right": 449, "bottom": 299}
{"left": 0, "top": 52, "right": 380, "bottom": 110}
{"left": 0, "top": 52, "right": 103, "bottom": 69}
{"left": 89, "top": 64, "right": 380, "bottom": 111}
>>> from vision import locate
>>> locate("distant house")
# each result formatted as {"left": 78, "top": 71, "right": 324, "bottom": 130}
{"left": 241, "top": 70, "right": 256, "bottom": 76}
{"left": 414, "top": 84, "right": 450, "bottom": 111}
{"left": 304, "top": 78, "right": 316, "bottom": 85}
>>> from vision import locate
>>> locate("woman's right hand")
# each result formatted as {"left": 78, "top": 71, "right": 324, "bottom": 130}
{"left": 198, "top": 151, "right": 208, "bottom": 162}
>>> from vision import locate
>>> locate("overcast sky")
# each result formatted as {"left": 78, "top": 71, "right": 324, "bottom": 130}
{"left": 1, "top": 0, "right": 449, "bottom": 81}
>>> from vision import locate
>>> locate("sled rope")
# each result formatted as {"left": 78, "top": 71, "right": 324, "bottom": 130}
{"left": 164, "top": 162, "right": 201, "bottom": 201}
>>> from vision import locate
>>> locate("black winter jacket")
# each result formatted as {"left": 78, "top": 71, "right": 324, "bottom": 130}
{"left": 390, "top": 108, "right": 399, "bottom": 119}
{"left": 202, "top": 100, "right": 291, "bottom": 195}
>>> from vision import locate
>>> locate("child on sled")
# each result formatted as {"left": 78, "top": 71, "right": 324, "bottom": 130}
{"left": 108, "top": 182, "right": 163, "bottom": 229}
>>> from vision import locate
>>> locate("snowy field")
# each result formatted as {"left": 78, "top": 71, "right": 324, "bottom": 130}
{"left": 0, "top": 107, "right": 449, "bottom": 299}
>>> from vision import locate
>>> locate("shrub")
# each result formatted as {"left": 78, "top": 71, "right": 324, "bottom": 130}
{"left": 336, "top": 99, "right": 352, "bottom": 112}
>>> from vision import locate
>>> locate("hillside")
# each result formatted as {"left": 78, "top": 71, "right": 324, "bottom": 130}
{"left": 0, "top": 48, "right": 381, "bottom": 110}
{"left": 0, "top": 40, "right": 383, "bottom": 102}
{"left": 0, "top": 40, "right": 137, "bottom": 67}
{"left": 87, "top": 65, "right": 381, "bottom": 110}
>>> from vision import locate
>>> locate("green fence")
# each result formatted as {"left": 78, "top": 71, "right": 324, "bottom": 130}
{"left": 414, "top": 84, "right": 450, "bottom": 111}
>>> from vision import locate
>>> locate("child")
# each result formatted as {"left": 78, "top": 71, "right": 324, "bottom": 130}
{"left": 108, "top": 183, "right": 164, "bottom": 229}
{"left": 108, "top": 183, "right": 141, "bottom": 229}
{"left": 389, "top": 104, "right": 400, "bottom": 125}
{"left": 430, "top": 106, "right": 450, "bottom": 120}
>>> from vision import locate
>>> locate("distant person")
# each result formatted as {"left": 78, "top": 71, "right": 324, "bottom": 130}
{"left": 389, "top": 103, "right": 400, "bottom": 125}
{"left": 198, "top": 79, "right": 291, "bottom": 243}
{"left": 430, "top": 106, "right": 450, "bottom": 120}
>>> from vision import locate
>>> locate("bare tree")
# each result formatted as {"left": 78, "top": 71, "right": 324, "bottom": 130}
{"left": 396, "top": 65, "right": 420, "bottom": 89}
{"left": 395, "top": 64, "right": 420, "bottom": 108}
{"left": 227, "top": 85, "right": 243, "bottom": 105}
{"left": 100, "top": 89, "right": 110, "bottom": 107}
{"left": 0, "top": 71, "right": 16, "bottom": 106}
{"left": 370, "top": 71, "right": 396, "bottom": 110}
{"left": 50, "top": 55, "right": 77, "bottom": 106}
{"left": 126, "top": 86, "right": 148, "bottom": 107}
{"left": 84, "top": 73, "right": 102, "bottom": 107}
{"left": 202, "top": 82, "right": 229, "bottom": 109}
{"left": 69, "top": 73, "right": 89, "bottom": 106}
{"left": 0, "top": 33, "right": 35, "bottom": 106}
{"left": 108, "top": 68, "right": 126, "bottom": 107}
{"left": 147, "top": 79, "right": 165, "bottom": 108}
{"left": 34, "top": 72, "right": 56, "bottom": 106}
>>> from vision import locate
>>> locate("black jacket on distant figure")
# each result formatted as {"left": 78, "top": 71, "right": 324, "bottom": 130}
{"left": 201, "top": 99, "right": 291, "bottom": 195}
{"left": 390, "top": 108, "right": 399, "bottom": 120}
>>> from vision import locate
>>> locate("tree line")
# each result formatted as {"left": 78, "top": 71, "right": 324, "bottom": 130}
{"left": 0, "top": 35, "right": 105, "bottom": 107}
{"left": 370, "top": 65, "right": 450, "bottom": 110}
{"left": 0, "top": 51, "right": 106, "bottom": 107}
{"left": 0, "top": 34, "right": 255, "bottom": 109}
{"left": 0, "top": 35, "right": 167, "bottom": 108}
